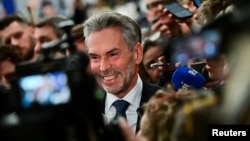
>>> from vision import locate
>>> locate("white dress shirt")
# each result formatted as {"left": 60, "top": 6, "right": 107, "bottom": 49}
{"left": 104, "top": 75, "right": 143, "bottom": 133}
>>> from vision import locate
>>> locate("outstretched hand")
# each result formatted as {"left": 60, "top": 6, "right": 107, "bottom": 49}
{"left": 118, "top": 117, "right": 149, "bottom": 141}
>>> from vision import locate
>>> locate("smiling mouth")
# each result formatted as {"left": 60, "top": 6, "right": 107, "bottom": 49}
{"left": 102, "top": 74, "right": 118, "bottom": 80}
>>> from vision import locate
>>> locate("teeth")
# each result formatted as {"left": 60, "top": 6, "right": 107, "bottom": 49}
{"left": 103, "top": 75, "right": 115, "bottom": 80}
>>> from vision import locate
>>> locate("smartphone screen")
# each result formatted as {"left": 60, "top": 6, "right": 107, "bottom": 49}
{"left": 193, "top": 0, "right": 201, "bottom": 8}
{"left": 164, "top": 2, "right": 193, "bottom": 19}
{"left": 190, "top": 62, "right": 206, "bottom": 73}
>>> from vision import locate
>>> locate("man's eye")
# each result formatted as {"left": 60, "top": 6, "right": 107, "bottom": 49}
{"left": 90, "top": 56, "right": 99, "bottom": 61}
{"left": 40, "top": 38, "right": 51, "bottom": 44}
{"left": 110, "top": 52, "right": 118, "bottom": 56}
{"left": 14, "top": 32, "right": 22, "bottom": 39}
{"left": 4, "top": 39, "right": 10, "bottom": 44}
{"left": 90, "top": 56, "right": 96, "bottom": 59}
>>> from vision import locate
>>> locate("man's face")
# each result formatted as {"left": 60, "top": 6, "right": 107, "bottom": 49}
{"left": 143, "top": 45, "right": 164, "bottom": 84}
{"left": 33, "top": 25, "right": 58, "bottom": 55}
{"left": 145, "top": 0, "right": 164, "bottom": 22}
{"left": 0, "top": 21, "right": 35, "bottom": 61}
{"left": 87, "top": 27, "right": 143, "bottom": 98}
{"left": 206, "top": 55, "right": 227, "bottom": 81}
{"left": 0, "top": 59, "right": 16, "bottom": 86}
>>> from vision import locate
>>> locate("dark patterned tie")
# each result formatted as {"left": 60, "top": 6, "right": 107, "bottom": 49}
{"left": 112, "top": 100, "right": 130, "bottom": 119}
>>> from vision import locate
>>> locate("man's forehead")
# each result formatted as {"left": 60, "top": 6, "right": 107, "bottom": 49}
{"left": 146, "top": 0, "right": 163, "bottom": 4}
{"left": 1, "top": 21, "right": 26, "bottom": 32}
{"left": 0, "top": 22, "right": 23, "bottom": 39}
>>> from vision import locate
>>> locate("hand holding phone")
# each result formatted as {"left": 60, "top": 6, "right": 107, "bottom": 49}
{"left": 151, "top": 17, "right": 160, "bottom": 24}
{"left": 164, "top": 2, "right": 193, "bottom": 19}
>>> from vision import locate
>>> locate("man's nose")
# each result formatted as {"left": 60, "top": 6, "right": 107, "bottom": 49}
{"left": 100, "top": 58, "right": 111, "bottom": 71}
{"left": 11, "top": 38, "right": 19, "bottom": 46}
{"left": 34, "top": 42, "right": 42, "bottom": 54}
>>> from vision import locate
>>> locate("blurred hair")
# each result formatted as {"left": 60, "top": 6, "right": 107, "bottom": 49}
{"left": 141, "top": 89, "right": 198, "bottom": 141}
{"left": 35, "top": 16, "right": 68, "bottom": 38}
{"left": 0, "top": 15, "right": 27, "bottom": 30}
{"left": 171, "top": 90, "right": 218, "bottom": 141}
{"left": 196, "top": 0, "right": 231, "bottom": 25}
{"left": 71, "top": 23, "right": 85, "bottom": 41}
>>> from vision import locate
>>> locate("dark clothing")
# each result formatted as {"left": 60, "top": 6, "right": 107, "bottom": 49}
{"left": 136, "top": 82, "right": 162, "bottom": 132}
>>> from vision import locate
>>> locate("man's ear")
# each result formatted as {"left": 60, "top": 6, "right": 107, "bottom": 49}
{"left": 134, "top": 42, "right": 143, "bottom": 64}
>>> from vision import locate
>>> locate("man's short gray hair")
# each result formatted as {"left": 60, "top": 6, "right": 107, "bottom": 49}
{"left": 83, "top": 11, "right": 141, "bottom": 51}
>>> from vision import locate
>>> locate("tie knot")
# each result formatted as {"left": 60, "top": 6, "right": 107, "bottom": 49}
{"left": 113, "top": 100, "right": 130, "bottom": 119}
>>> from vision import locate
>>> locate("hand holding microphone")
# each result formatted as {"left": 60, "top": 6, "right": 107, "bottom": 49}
{"left": 171, "top": 66, "right": 206, "bottom": 91}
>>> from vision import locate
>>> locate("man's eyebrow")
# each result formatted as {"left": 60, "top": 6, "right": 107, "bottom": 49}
{"left": 106, "top": 48, "right": 120, "bottom": 54}
{"left": 89, "top": 48, "right": 120, "bottom": 56}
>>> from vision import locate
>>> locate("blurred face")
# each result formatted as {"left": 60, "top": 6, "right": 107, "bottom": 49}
{"left": 42, "top": 5, "right": 56, "bottom": 18}
{"left": 0, "top": 21, "right": 35, "bottom": 61}
{"left": 33, "top": 25, "right": 58, "bottom": 55}
{"left": 145, "top": 0, "right": 181, "bottom": 37}
{"left": 145, "top": 0, "right": 177, "bottom": 23}
{"left": 0, "top": 59, "right": 15, "bottom": 86}
{"left": 145, "top": 0, "right": 164, "bottom": 22}
{"left": 87, "top": 27, "right": 143, "bottom": 98}
{"left": 143, "top": 46, "right": 164, "bottom": 84}
{"left": 206, "top": 55, "right": 227, "bottom": 81}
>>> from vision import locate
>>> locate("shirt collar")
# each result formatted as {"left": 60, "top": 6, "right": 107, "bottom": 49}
{"left": 106, "top": 74, "right": 143, "bottom": 110}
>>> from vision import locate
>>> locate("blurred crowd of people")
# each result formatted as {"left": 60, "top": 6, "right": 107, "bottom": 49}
{"left": 1, "top": 0, "right": 250, "bottom": 141}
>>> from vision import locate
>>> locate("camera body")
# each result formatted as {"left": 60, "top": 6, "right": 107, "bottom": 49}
{"left": 0, "top": 21, "right": 105, "bottom": 141}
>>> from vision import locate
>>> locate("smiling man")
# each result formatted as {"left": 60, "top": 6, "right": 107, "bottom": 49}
{"left": 84, "top": 11, "right": 161, "bottom": 133}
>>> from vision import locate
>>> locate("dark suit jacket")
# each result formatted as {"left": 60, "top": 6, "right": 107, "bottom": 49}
{"left": 101, "top": 81, "right": 162, "bottom": 132}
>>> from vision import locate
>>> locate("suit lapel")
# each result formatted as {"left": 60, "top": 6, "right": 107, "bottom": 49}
{"left": 136, "top": 82, "right": 161, "bottom": 132}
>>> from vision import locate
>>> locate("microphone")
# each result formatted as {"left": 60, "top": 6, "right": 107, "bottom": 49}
{"left": 171, "top": 66, "right": 206, "bottom": 91}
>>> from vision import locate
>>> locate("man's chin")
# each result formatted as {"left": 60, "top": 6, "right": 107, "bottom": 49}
{"left": 104, "top": 86, "right": 119, "bottom": 95}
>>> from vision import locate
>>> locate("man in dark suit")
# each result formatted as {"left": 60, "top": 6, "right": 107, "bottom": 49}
{"left": 83, "top": 11, "right": 162, "bottom": 133}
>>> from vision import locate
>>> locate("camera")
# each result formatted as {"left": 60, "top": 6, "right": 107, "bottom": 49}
{"left": 0, "top": 20, "right": 106, "bottom": 141}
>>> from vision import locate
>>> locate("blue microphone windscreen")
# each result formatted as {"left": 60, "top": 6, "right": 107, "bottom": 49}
{"left": 171, "top": 66, "right": 206, "bottom": 90}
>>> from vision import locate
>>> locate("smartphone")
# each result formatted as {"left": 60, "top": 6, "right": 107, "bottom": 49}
{"left": 190, "top": 62, "right": 206, "bottom": 73}
{"left": 164, "top": 2, "right": 193, "bottom": 19}
{"left": 151, "top": 17, "right": 160, "bottom": 24}
{"left": 193, "top": 0, "right": 201, "bottom": 8}
{"left": 150, "top": 62, "right": 175, "bottom": 69}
